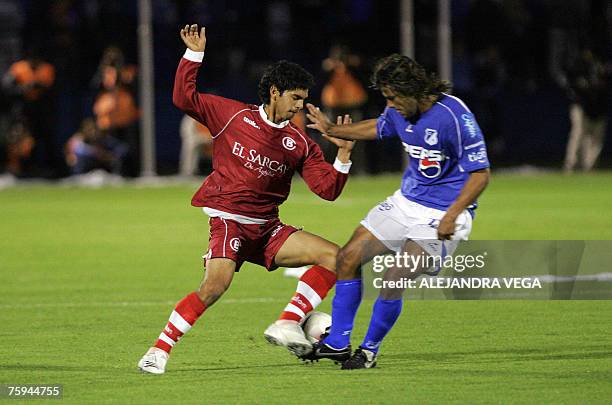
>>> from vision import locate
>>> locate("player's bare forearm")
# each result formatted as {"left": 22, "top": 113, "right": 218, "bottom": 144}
{"left": 445, "top": 169, "right": 490, "bottom": 219}
{"left": 336, "top": 147, "right": 352, "bottom": 163}
{"left": 328, "top": 119, "right": 378, "bottom": 141}
{"left": 306, "top": 103, "right": 378, "bottom": 140}
{"left": 437, "top": 168, "right": 490, "bottom": 240}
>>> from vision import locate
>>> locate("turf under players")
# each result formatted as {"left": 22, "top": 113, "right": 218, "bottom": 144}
{"left": 303, "top": 54, "right": 491, "bottom": 368}
{"left": 138, "top": 24, "right": 354, "bottom": 374}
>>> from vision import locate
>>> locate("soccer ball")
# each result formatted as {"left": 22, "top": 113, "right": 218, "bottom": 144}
{"left": 301, "top": 311, "right": 332, "bottom": 343}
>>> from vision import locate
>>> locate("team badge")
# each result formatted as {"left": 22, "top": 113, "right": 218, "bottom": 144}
{"left": 424, "top": 129, "right": 438, "bottom": 145}
{"left": 229, "top": 238, "right": 241, "bottom": 252}
{"left": 282, "top": 137, "right": 296, "bottom": 151}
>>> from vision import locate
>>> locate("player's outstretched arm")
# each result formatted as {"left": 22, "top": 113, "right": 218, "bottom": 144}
{"left": 173, "top": 24, "right": 250, "bottom": 133}
{"left": 173, "top": 24, "right": 208, "bottom": 120}
{"left": 306, "top": 103, "right": 377, "bottom": 141}
{"left": 437, "top": 168, "right": 491, "bottom": 240}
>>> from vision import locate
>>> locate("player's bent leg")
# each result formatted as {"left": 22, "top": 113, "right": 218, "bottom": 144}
{"left": 273, "top": 230, "right": 339, "bottom": 271}
{"left": 306, "top": 226, "right": 389, "bottom": 361}
{"left": 265, "top": 231, "right": 338, "bottom": 356}
{"left": 138, "top": 258, "right": 236, "bottom": 374}
{"left": 324, "top": 227, "right": 387, "bottom": 343}
{"left": 346, "top": 241, "right": 427, "bottom": 370}
{"left": 196, "top": 258, "right": 236, "bottom": 307}
{"left": 336, "top": 225, "right": 388, "bottom": 280}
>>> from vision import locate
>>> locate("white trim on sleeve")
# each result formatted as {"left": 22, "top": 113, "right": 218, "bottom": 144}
{"left": 333, "top": 158, "right": 352, "bottom": 174}
{"left": 183, "top": 49, "right": 204, "bottom": 63}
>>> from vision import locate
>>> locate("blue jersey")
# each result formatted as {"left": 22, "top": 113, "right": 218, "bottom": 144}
{"left": 377, "top": 93, "right": 490, "bottom": 211}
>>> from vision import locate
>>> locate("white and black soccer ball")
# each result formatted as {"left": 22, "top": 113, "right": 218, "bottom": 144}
{"left": 301, "top": 311, "right": 332, "bottom": 343}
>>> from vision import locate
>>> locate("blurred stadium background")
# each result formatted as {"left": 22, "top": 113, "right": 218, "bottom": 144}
{"left": 0, "top": 0, "right": 609, "bottom": 181}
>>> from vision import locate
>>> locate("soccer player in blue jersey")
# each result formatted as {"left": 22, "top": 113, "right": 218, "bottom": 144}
{"left": 304, "top": 54, "right": 491, "bottom": 369}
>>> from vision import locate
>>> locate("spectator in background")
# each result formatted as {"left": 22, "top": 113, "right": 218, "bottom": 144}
{"left": 563, "top": 49, "right": 610, "bottom": 173}
{"left": 4, "top": 120, "right": 34, "bottom": 175}
{"left": 2, "top": 50, "right": 56, "bottom": 176}
{"left": 320, "top": 44, "right": 368, "bottom": 172}
{"left": 179, "top": 114, "right": 212, "bottom": 176}
{"left": 64, "top": 118, "right": 127, "bottom": 175}
{"left": 92, "top": 46, "right": 140, "bottom": 176}
{"left": 0, "top": 1, "right": 23, "bottom": 174}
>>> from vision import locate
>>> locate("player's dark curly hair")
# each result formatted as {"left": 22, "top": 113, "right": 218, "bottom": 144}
{"left": 258, "top": 60, "right": 315, "bottom": 104}
{"left": 371, "top": 54, "right": 450, "bottom": 99}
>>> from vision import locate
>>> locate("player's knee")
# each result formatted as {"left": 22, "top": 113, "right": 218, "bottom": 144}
{"left": 318, "top": 243, "right": 339, "bottom": 272}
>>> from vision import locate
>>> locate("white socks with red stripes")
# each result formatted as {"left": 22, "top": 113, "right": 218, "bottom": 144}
{"left": 154, "top": 292, "right": 207, "bottom": 353}
{"left": 278, "top": 265, "right": 336, "bottom": 323}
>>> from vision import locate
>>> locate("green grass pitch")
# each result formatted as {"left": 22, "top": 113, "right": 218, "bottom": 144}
{"left": 2, "top": 172, "right": 612, "bottom": 403}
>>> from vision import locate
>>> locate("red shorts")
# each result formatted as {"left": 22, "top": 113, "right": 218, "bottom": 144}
{"left": 204, "top": 217, "right": 299, "bottom": 271}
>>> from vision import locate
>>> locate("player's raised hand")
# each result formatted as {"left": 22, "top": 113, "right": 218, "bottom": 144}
{"left": 323, "top": 115, "right": 355, "bottom": 151}
{"left": 306, "top": 103, "right": 334, "bottom": 135}
{"left": 180, "top": 24, "right": 206, "bottom": 52}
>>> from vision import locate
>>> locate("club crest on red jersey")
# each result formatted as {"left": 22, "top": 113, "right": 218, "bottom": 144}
{"left": 282, "top": 137, "right": 297, "bottom": 151}
{"left": 229, "top": 238, "right": 241, "bottom": 252}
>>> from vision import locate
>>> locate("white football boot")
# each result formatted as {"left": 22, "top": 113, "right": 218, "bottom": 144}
{"left": 138, "top": 347, "right": 169, "bottom": 374}
{"left": 264, "top": 320, "right": 312, "bottom": 357}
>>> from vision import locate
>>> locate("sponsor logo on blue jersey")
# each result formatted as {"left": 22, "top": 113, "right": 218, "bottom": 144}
{"left": 467, "top": 149, "right": 488, "bottom": 163}
{"left": 461, "top": 113, "right": 479, "bottom": 138}
{"left": 403, "top": 143, "right": 445, "bottom": 179}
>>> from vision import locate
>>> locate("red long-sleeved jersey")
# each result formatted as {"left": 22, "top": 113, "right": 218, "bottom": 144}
{"left": 173, "top": 53, "right": 350, "bottom": 220}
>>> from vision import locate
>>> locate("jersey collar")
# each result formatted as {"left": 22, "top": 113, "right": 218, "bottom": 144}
{"left": 259, "top": 105, "right": 290, "bottom": 128}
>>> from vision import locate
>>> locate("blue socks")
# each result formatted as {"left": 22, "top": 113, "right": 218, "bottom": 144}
{"left": 361, "top": 298, "right": 403, "bottom": 353}
{"left": 323, "top": 279, "right": 362, "bottom": 349}
{"left": 324, "top": 281, "right": 403, "bottom": 353}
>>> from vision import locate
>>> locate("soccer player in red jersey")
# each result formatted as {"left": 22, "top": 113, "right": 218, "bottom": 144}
{"left": 138, "top": 25, "right": 354, "bottom": 374}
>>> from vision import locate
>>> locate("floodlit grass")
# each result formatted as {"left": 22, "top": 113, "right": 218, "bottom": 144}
{"left": 2, "top": 172, "right": 611, "bottom": 403}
